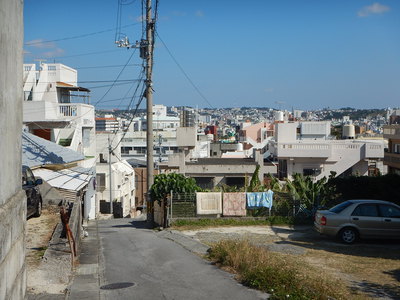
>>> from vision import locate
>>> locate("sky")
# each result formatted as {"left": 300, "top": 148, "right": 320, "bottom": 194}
{"left": 24, "top": 0, "right": 400, "bottom": 111}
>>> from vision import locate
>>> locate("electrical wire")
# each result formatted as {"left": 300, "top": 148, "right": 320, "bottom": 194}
{"left": 93, "top": 49, "right": 137, "bottom": 107}
{"left": 48, "top": 49, "right": 121, "bottom": 59}
{"left": 74, "top": 64, "right": 142, "bottom": 70}
{"left": 25, "top": 23, "right": 140, "bottom": 46}
{"left": 155, "top": 30, "right": 215, "bottom": 109}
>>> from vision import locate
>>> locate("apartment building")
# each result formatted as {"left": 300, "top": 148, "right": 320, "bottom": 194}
{"left": 270, "top": 121, "right": 385, "bottom": 180}
{"left": 96, "top": 132, "right": 136, "bottom": 217}
{"left": 22, "top": 63, "right": 96, "bottom": 168}
{"left": 383, "top": 111, "right": 400, "bottom": 174}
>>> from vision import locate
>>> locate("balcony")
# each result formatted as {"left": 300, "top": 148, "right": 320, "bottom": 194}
{"left": 383, "top": 125, "right": 400, "bottom": 139}
{"left": 384, "top": 152, "right": 400, "bottom": 169}
{"left": 277, "top": 142, "right": 331, "bottom": 158}
{"left": 23, "top": 101, "right": 95, "bottom": 127}
{"left": 276, "top": 141, "right": 383, "bottom": 160}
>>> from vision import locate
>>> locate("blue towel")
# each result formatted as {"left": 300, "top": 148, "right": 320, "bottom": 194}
{"left": 264, "top": 190, "right": 274, "bottom": 209}
{"left": 246, "top": 193, "right": 258, "bottom": 207}
{"left": 247, "top": 191, "right": 274, "bottom": 208}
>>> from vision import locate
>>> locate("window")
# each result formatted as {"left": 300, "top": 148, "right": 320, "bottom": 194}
{"left": 379, "top": 205, "right": 400, "bottom": 218}
{"left": 25, "top": 168, "right": 35, "bottom": 186}
{"left": 394, "top": 144, "right": 400, "bottom": 154}
{"left": 351, "top": 204, "right": 379, "bottom": 217}
{"left": 329, "top": 201, "right": 353, "bottom": 213}
{"left": 48, "top": 65, "right": 57, "bottom": 71}
{"left": 121, "top": 147, "right": 132, "bottom": 154}
{"left": 96, "top": 173, "right": 106, "bottom": 191}
{"left": 303, "top": 168, "right": 321, "bottom": 177}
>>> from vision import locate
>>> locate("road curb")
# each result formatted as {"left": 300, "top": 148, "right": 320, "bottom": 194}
{"left": 157, "top": 230, "right": 211, "bottom": 256}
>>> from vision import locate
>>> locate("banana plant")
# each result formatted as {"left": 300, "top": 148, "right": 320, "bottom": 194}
{"left": 285, "top": 173, "right": 328, "bottom": 210}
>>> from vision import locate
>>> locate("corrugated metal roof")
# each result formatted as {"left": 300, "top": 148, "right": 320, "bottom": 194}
{"left": 33, "top": 168, "right": 90, "bottom": 191}
{"left": 56, "top": 81, "right": 90, "bottom": 92}
{"left": 22, "top": 131, "right": 85, "bottom": 168}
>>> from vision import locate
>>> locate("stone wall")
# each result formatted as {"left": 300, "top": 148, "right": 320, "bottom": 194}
{"left": 0, "top": 0, "right": 25, "bottom": 298}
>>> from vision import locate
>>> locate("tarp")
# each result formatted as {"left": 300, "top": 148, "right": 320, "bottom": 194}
{"left": 33, "top": 168, "right": 90, "bottom": 192}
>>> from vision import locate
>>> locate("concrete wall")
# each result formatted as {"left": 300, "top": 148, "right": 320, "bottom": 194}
{"left": 0, "top": 0, "right": 26, "bottom": 298}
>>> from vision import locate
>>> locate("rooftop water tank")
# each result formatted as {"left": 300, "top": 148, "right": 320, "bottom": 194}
{"left": 343, "top": 124, "right": 355, "bottom": 139}
{"left": 274, "top": 111, "right": 284, "bottom": 122}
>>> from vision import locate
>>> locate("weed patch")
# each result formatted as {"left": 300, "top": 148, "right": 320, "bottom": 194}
{"left": 209, "top": 240, "right": 353, "bottom": 300}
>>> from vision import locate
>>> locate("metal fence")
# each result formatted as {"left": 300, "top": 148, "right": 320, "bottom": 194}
{"left": 169, "top": 192, "right": 196, "bottom": 218}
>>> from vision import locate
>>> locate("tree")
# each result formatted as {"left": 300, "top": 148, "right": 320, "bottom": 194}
{"left": 150, "top": 173, "right": 201, "bottom": 204}
{"left": 150, "top": 173, "right": 201, "bottom": 227}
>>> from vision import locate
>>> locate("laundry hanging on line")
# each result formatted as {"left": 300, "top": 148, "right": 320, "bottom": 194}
{"left": 246, "top": 190, "right": 274, "bottom": 209}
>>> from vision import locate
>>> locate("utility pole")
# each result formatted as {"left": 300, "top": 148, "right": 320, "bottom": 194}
{"left": 108, "top": 135, "right": 113, "bottom": 215}
{"left": 115, "top": 0, "right": 156, "bottom": 221}
{"left": 145, "top": 0, "right": 155, "bottom": 220}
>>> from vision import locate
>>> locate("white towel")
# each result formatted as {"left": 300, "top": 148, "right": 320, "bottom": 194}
{"left": 196, "top": 192, "right": 222, "bottom": 215}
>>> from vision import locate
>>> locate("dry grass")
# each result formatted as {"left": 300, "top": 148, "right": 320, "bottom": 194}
{"left": 26, "top": 208, "right": 60, "bottom": 266}
{"left": 209, "top": 240, "right": 365, "bottom": 300}
{"left": 303, "top": 248, "right": 400, "bottom": 297}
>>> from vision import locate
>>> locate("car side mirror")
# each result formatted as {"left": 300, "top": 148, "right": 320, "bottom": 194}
{"left": 35, "top": 178, "right": 43, "bottom": 185}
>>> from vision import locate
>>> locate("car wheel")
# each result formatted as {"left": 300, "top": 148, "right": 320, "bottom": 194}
{"left": 34, "top": 200, "right": 42, "bottom": 217}
{"left": 339, "top": 227, "right": 357, "bottom": 244}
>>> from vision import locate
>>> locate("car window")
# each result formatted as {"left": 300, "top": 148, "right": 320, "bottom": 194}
{"left": 25, "top": 168, "right": 35, "bottom": 186}
{"left": 22, "top": 169, "right": 27, "bottom": 186}
{"left": 351, "top": 204, "right": 379, "bottom": 217}
{"left": 379, "top": 205, "right": 400, "bottom": 218}
{"left": 329, "top": 201, "right": 353, "bottom": 213}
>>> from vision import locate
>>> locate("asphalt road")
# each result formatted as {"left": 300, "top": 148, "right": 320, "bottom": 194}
{"left": 96, "top": 218, "right": 267, "bottom": 300}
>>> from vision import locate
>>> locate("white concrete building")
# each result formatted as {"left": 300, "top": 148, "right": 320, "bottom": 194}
{"left": 270, "top": 121, "right": 385, "bottom": 180}
{"left": 95, "top": 115, "right": 120, "bottom": 132}
{"left": 22, "top": 63, "right": 96, "bottom": 168}
{"left": 96, "top": 132, "right": 135, "bottom": 217}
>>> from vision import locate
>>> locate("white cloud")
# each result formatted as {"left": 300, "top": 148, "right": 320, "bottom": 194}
{"left": 358, "top": 2, "right": 390, "bottom": 17}
{"left": 25, "top": 39, "right": 56, "bottom": 49}
{"left": 42, "top": 48, "right": 65, "bottom": 58}
{"left": 264, "top": 88, "right": 274, "bottom": 93}
{"left": 195, "top": 10, "right": 204, "bottom": 18}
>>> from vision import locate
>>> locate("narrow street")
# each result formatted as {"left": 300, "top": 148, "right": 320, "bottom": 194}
{"left": 68, "top": 218, "right": 268, "bottom": 300}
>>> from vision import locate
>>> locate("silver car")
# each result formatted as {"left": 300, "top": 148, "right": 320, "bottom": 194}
{"left": 314, "top": 200, "right": 400, "bottom": 244}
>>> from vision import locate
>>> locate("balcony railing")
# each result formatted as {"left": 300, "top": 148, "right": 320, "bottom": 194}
{"left": 384, "top": 152, "right": 400, "bottom": 166}
{"left": 23, "top": 101, "right": 94, "bottom": 127}
{"left": 59, "top": 105, "right": 78, "bottom": 117}
{"left": 383, "top": 125, "right": 400, "bottom": 138}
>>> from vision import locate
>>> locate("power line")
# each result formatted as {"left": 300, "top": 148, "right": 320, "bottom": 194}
{"left": 94, "top": 49, "right": 137, "bottom": 107}
{"left": 45, "top": 49, "right": 121, "bottom": 59}
{"left": 155, "top": 31, "right": 215, "bottom": 109}
{"left": 74, "top": 64, "right": 142, "bottom": 70}
{"left": 25, "top": 23, "right": 141, "bottom": 46}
